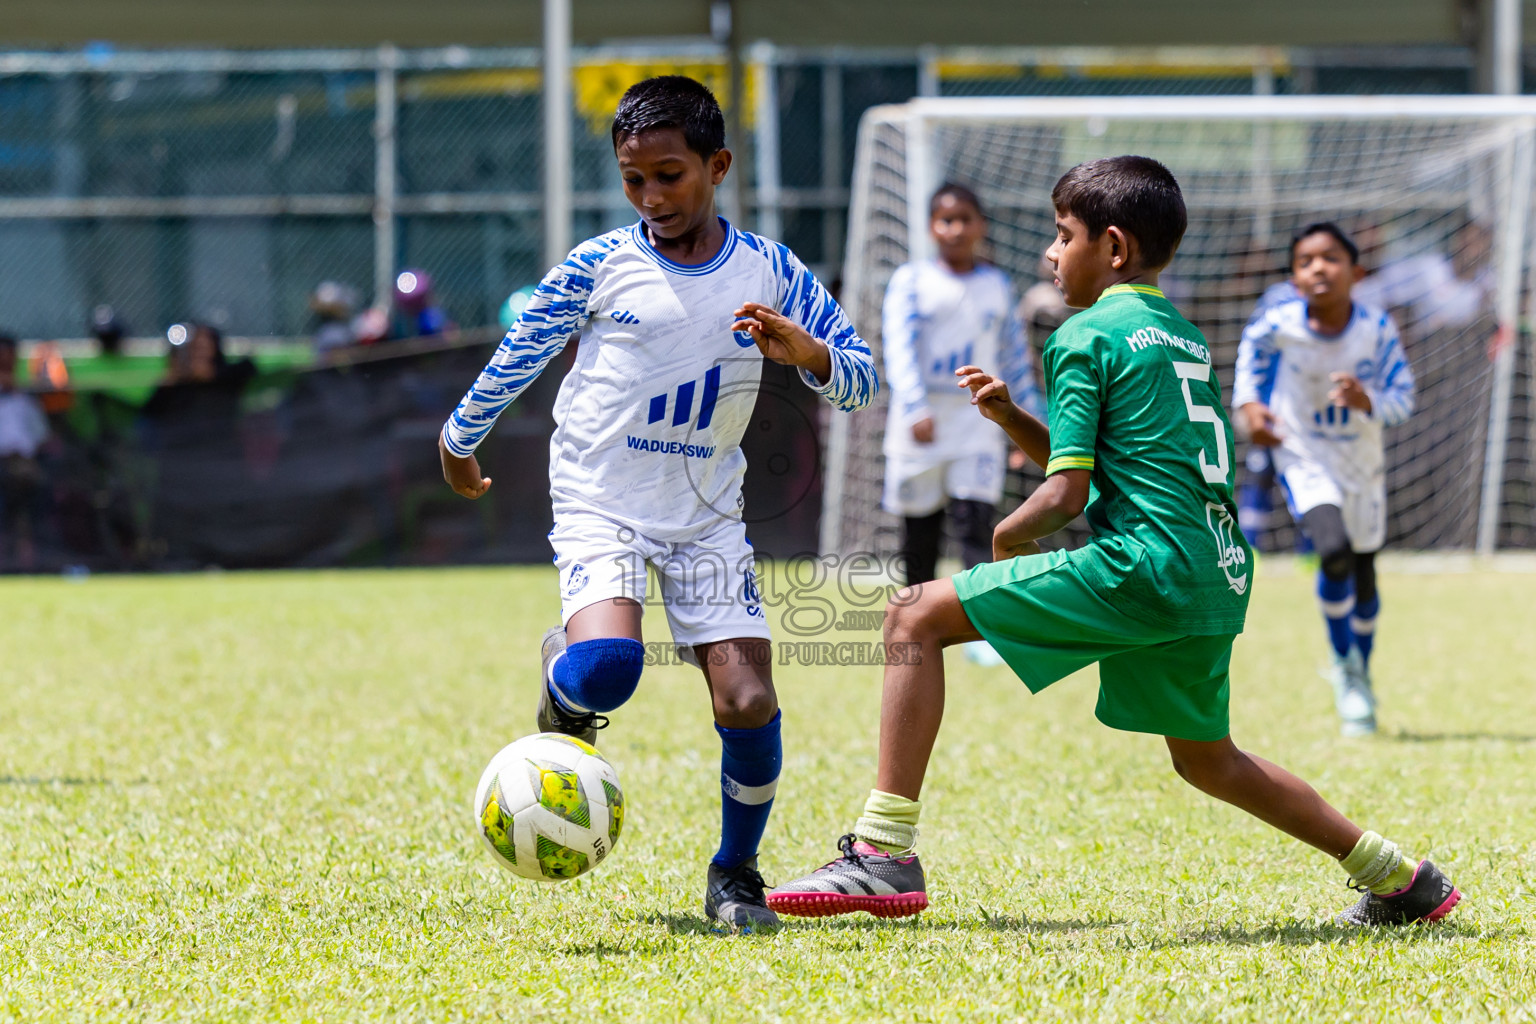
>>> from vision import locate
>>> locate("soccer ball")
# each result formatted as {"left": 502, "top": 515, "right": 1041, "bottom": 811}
{"left": 473, "top": 733, "right": 624, "bottom": 882}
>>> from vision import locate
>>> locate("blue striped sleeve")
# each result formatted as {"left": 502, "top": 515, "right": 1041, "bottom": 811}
{"left": 441, "top": 234, "right": 621, "bottom": 456}
{"left": 1367, "top": 313, "right": 1415, "bottom": 427}
{"left": 998, "top": 284, "right": 1043, "bottom": 419}
{"left": 1232, "top": 303, "right": 1281, "bottom": 411}
{"left": 745, "top": 233, "right": 878, "bottom": 412}
{"left": 880, "top": 263, "right": 930, "bottom": 420}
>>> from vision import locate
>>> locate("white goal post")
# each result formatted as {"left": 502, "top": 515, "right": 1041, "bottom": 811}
{"left": 822, "top": 95, "right": 1536, "bottom": 559}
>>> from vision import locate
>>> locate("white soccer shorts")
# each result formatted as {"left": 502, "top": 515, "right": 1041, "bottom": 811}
{"left": 549, "top": 506, "right": 771, "bottom": 652}
{"left": 882, "top": 449, "right": 1007, "bottom": 517}
{"left": 1278, "top": 458, "right": 1387, "bottom": 553}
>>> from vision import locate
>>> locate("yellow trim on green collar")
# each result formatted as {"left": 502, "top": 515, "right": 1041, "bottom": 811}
{"left": 1099, "top": 283, "right": 1165, "bottom": 301}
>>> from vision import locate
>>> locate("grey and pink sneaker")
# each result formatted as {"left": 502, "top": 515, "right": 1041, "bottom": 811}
{"left": 1336, "top": 859, "right": 1462, "bottom": 926}
{"left": 766, "top": 834, "right": 928, "bottom": 919}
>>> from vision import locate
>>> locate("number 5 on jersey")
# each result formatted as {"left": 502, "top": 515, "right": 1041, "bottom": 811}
{"left": 1172, "top": 360, "right": 1230, "bottom": 485}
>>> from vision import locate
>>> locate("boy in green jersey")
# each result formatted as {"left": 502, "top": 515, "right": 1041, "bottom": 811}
{"left": 767, "top": 156, "right": 1460, "bottom": 927}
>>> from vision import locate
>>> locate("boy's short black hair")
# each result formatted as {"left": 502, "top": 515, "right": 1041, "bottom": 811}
{"left": 930, "top": 181, "right": 984, "bottom": 218}
{"left": 1290, "top": 221, "right": 1359, "bottom": 265}
{"left": 0, "top": 334, "right": 17, "bottom": 355}
{"left": 611, "top": 76, "right": 726, "bottom": 158}
{"left": 1050, "top": 155, "right": 1187, "bottom": 270}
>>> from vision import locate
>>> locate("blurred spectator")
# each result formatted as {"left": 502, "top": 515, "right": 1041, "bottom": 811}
{"left": 27, "top": 340, "right": 73, "bottom": 418}
{"left": 0, "top": 336, "right": 50, "bottom": 571}
{"left": 140, "top": 323, "right": 256, "bottom": 567}
{"left": 350, "top": 306, "right": 390, "bottom": 345}
{"left": 143, "top": 323, "right": 255, "bottom": 426}
{"left": 91, "top": 304, "right": 128, "bottom": 358}
{"left": 310, "top": 281, "right": 360, "bottom": 354}
{"left": 392, "top": 269, "right": 453, "bottom": 339}
{"left": 1354, "top": 220, "right": 1495, "bottom": 332}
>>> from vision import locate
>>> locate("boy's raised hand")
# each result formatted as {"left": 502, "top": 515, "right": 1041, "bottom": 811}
{"left": 438, "top": 435, "right": 493, "bottom": 499}
{"left": 958, "top": 363, "right": 1051, "bottom": 469}
{"left": 1329, "top": 372, "right": 1373, "bottom": 413}
{"left": 1240, "top": 402, "right": 1283, "bottom": 447}
{"left": 732, "top": 302, "right": 832, "bottom": 383}
{"left": 955, "top": 365, "right": 1017, "bottom": 425}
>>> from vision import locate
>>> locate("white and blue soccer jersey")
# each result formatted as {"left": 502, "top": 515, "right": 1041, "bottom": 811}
{"left": 879, "top": 260, "right": 1039, "bottom": 513}
{"left": 881, "top": 260, "right": 1040, "bottom": 431}
{"left": 442, "top": 219, "right": 877, "bottom": 542}
{"left": 1233, "top": 293, "right": 1415, "bottom": 548}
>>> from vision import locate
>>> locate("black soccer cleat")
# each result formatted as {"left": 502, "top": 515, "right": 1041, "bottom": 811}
{"left": 705, "top": 857, "right": 781, "bottom": 933}
{"left": 536, "top": 626, "right": 609, "bottom": 746}
{"left": 1336, "top": 859, "right": 1461, "bottom": 926}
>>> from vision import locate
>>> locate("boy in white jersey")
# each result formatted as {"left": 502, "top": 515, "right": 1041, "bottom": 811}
{"left": 881, "top": 184, "right": 1041, "bottom": 637}
{"left": 1234, "top": 223, "right": 1415, "bottom": 735}
{"left": 439, "top": 77, "right": 877, "bottom": 930}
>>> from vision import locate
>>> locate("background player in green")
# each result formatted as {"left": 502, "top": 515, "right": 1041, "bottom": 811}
{"left": 767, "top": 156, "right": 1460, "bottom": 927}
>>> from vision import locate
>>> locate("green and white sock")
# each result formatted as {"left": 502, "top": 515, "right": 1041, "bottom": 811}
{"left": 854, "top": 789, "right": 921, "bottom": 855}
{"left": 1340, "top": 831, "right": 1418, "bottom": 896}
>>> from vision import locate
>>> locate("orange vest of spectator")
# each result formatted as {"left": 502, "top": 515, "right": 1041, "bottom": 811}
{"left": 28, "top": 342, "right": 73, "bottom": 414}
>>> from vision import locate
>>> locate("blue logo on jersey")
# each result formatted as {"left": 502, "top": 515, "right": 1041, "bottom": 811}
{"left": 1355, "top": 358, "right": 1374, "bottom": 380}
{"left": 1314, "top": 405, "right": 1352, "bottom": 427}
{"left": 931, "top": 344, "right": 975, "bottom": 378}
{"left": 611, "top": 310, "right": 641, "bottom": 325}
{"left": 565, "top": 563, "right": 590, "bottom": 597}
{"left": 733, "top": 330, "right": 756, "bottom": 348}
{"left": 646, "top": 365, "right": 722, "bottom": 429}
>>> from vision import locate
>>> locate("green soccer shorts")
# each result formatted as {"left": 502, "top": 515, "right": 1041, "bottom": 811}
{"left": 952, "top": 548, "right": 1235, "bottom": 742}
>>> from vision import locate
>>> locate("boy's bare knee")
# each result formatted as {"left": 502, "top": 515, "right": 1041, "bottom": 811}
{"left": 883, "top": 593, "right": 919, "bottom": 642}
{"left": 1168, "top": 751, "right": 1193, "bottom": 783}
{"left": 883, "top": 586, "right": 945, "bottom": 644}
{"left": 1169, "top": 744, "right": 1244, "bottom": 794}
{"left": 714, "top": 683, "right": 776, "bottom": 728}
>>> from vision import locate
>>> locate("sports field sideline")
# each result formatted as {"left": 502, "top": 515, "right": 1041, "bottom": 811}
{"left": 1, "top": 559, "right": 1533, "bottom": 1021}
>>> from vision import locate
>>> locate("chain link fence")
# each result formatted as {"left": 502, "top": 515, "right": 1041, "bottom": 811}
{"left": 5, "top": 45, "right": 1502, "bottom": 346}
{"left": 1, "top": 44, "right": 1531, "bottom": 568}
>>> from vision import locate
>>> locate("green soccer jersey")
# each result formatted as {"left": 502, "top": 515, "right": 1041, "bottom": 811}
{"left": 1042, "top": 283, "right": 1251, "bottom": 634}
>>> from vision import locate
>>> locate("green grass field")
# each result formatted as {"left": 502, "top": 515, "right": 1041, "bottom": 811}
{"left": 2, "top": 561, "right": 1534, "bottom": 1022}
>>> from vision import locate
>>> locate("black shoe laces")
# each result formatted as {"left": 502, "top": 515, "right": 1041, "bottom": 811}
{"left": 836, "top": 833, "right": 866, "bottom": 864}
{"left": 551, "top": 703, "right": 610, "bottom": 734}
{"left": 716, "top": 863, "right": 768, "bottom": 903}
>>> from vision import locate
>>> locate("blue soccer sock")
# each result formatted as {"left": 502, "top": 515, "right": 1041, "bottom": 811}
{"left": 1352, "top": 594, "right": 1379, "bottom": 667}
{"left": 1317, "top": 570, "right": 1355, "bottom": 660}
{"left": 548, "top": 637, "right": 645, "bottom": 713}
{"left": 713, "top": 710, "right": 782, "bottom": 869}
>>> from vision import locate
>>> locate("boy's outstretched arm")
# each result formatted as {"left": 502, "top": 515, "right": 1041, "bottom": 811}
{"left": 955, "top": 364, "right": 1050, "bottom": 466}
{"left": 992, "top": 469, "right": 1089, "bottom": 559}
{"left": 741, "top": 238, "right": 877, "bottom": 411}
{"left": 438, "top": 236, "right": 619, "bottom": 498}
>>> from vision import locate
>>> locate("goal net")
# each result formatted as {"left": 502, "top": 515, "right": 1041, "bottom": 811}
{"left": 821, "top": 96, "right": 1536, "bottom": 560}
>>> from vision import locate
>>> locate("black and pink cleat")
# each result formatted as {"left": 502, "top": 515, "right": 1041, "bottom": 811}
{"left": 767, "top": 834, "right": 929, "bottom": 919}
{"left": 1336, "top": 859, "right": 1462, "bottom": 926}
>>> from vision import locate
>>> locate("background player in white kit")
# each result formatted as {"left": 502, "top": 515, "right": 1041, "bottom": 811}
{"left": 438, "top": 76, "right": 877, "bottom": 929}
{"left": 880, "top": 183, "right": 1041, "bottom": 663}
{"left": 1234, "top": 222, "right": 1415, "bottom": 735}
